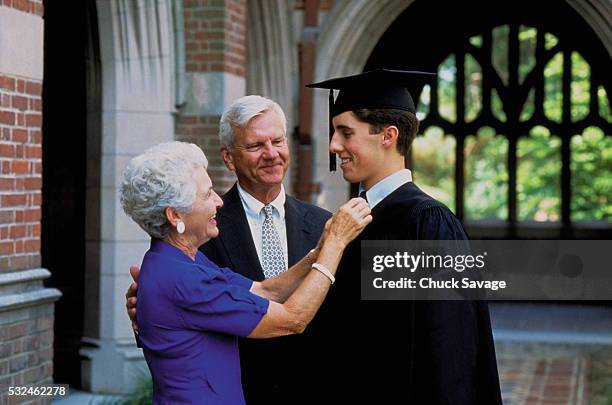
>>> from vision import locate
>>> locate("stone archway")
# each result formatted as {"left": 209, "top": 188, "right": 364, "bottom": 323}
{"left": 310, "top": 0, "right": 612, "bottom": 211}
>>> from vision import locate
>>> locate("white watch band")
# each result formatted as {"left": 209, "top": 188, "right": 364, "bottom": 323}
{"left": 311, "top": 263, "right": 335, "bottom": 284}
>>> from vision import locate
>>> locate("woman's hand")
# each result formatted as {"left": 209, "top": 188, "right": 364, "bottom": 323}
{"left": 326, "top": 197, "right": 372, "bottom": 248}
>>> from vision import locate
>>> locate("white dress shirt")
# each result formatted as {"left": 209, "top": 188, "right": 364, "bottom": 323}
{"left": 359, "top": 169, "right": 413, "bottom": 208}
{"left": 236, "top": 182, "right": 289, "bottom": 270}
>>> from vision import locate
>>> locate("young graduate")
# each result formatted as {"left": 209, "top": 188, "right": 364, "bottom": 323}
{"left": 307, "top": 69, "right": 502, "bottom": 404}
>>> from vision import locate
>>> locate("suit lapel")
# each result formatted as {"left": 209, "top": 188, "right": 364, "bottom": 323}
{"left": 285, "top": 196, "right": 310, "bottom": 267}
{"left": 217, "top": 184, "right": 264, "bottom": 280}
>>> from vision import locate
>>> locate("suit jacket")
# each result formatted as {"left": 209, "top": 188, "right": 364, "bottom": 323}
{"left": 200, "top": 183, "right": 331, "bottom": 404}
{"left": 316, "top": 182, "right": 502, "bottom": 404}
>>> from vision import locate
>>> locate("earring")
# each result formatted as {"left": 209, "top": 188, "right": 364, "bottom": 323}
{"left": 176, "top": 220, "right": 185, "bottom": 234}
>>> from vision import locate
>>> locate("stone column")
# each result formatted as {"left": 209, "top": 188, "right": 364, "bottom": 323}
{"left": 79, "top": 0, "right": 176, "bottom": 394}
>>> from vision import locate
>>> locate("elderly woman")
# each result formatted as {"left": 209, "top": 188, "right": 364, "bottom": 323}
{"left": 120, "top": 141, "right": 371, "bottom": 404}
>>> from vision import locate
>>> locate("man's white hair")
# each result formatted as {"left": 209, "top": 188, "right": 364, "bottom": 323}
{"left": 219, "top": 95, "right": 287, "bottom": 146}
{"left": 120, "top": 141, "right": 208, "bottom": 239}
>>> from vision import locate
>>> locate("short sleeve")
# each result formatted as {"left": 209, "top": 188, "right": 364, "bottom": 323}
{"left": 174, "top": 265, "right": 269, "bottom": 337}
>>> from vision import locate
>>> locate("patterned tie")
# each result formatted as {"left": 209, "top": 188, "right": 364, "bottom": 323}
{"left": 261, "top": 205, "right": 286, "bottom": 278}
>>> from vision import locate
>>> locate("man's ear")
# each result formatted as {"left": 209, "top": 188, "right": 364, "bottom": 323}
{"left": 221, "top": 145, "right": 235, "bottom": 171}
{"left": 381, "top": 125, "right": 399, "bottom": 149}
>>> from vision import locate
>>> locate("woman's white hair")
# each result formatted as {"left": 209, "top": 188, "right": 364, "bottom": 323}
{"left": 120, "top": 141, "right": 208, "bottom": 239}
{"left": 219, "top": 95, "right": 287, "bottom": 146}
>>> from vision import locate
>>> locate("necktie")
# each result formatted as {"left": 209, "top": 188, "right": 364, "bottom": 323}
{"left": 359, "top": 190, "right": 368, "bottom": 203}
{"left": 261, "top": 205, "right": 286, "bottom": 278}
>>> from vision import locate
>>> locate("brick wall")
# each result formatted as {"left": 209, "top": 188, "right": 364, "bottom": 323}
{"left": 176, "top": 115, "right": 237, "bottom": 192}
{"left": 0, "top": 75, "right": 43, "bottom": 273}
{"left": 0, "top": 304, "right": 54, "bottom": 404}
{"left": 178, "top": 0, "right": 246, "bottom": 194}
{"left": 184, "top": 0, "right": 245, "bottom": 76}
{"left": 0, "top": 0, "right": 43, "bottom": 17}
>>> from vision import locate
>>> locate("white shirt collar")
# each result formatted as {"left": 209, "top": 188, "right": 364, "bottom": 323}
{"left": 236, "top": 182, "right": 286, "bottom": 219}
{"left": 359, "top": 169, "right": 413, "bottom": 208}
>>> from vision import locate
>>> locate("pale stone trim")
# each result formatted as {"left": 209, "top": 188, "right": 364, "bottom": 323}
{"left": 0, "top": 6, "right": 43, "bottom": 79}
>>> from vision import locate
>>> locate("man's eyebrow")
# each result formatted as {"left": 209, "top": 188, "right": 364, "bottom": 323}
{"left": 335, "top": 124, "right": 354, "bottom": 130}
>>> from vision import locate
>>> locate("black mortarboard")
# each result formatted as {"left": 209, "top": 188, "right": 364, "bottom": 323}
{"left": 307, "top": 68, "right": 436, "bottom": 170}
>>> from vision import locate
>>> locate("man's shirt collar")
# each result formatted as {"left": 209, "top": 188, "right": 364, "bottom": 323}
{"left": 359, "top": 169, "right": 413, "bottom": 208}
{"left": 236, "top": 182, "right": 286, "bottom": 218}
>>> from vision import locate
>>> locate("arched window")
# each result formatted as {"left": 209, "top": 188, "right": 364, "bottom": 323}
{"left": 413, "top": 24, "right": 611, "bottom": 238}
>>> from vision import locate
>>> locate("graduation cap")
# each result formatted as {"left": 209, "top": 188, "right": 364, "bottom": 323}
{"left": 307, "top": 68, "right": 436, "bottom": 170}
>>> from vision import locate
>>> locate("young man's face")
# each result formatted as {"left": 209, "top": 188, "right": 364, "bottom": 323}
{"left": 330, "top": 111, "right": 383, "bottom": 188}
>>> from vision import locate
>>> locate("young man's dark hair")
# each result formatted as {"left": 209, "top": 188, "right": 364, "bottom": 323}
{"left": 352, "top": 108, "right": 419, "bottom": 155}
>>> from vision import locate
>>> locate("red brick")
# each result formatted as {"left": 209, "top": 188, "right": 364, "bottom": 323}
{"left": 36, "top": 315, "right": 53, "bottom": 332}
{"left": 0, "top": 241, "right": 13, "bottom": 254}
{"left": 16, "top": 112, "right": 24, "bottom": 126}
{"left": 25, "top": 81, "right": 42, "bottom": 96}
{"left": 8, "top": 321, "right": 31, "bottom": 339}
{"left": 9, "top": 225, "right": 26, "bottom": 239}
{"left": 0, "top": 177, "right": 14, "bottom": 190}
{"left": 31, "top": 130, "right": 42, "bottom": 144}
{"left": 0, "top": 94, "right": 10, "bottom": 108}
{"left": 0, "top": 111, "right": 15, "bottom": 125}
{"left": 32, "top": 192, "right": 41, "bottom": 205}
{"left": 10, "top": 160, "right": 28, "bottom": 174}
{"left": 1, "top": 194, "right": 27, "bottom": 207}
{"left": 16, "top": 80, "right": 25, "bottom": 93}
{"left": 30, "top": 223, "right": 40, "bottom": 237}
{"left": 32, "top": 98, "right": 42, "bottom": 112}
{"left": 15, "top": 208, "right": 40, "bottom": 222}
{"left": 24, "top": 145, "right": 41, "bottom": 159}
{"left": 23, "top": 177, "right": 42, "bottom": 190}
{"left": 0, "top": 210, "right": 14, "bottom": 224}
{"left": 24, "top": 238, "right": 40, "bottom": 252}
{"left": 11, "top": 128, "right": 27, "bottom": 143}
{"left": 25, "top": 113, "right": 42, "bottom": 127}
{"left": 0, "top": 76, "right": 15, "bottom": 91}
{"left": 0, "top": 143, "right": 15, "bottom": 157}
{"left": 11, "top": 95, "right": 28, "bottom": 110}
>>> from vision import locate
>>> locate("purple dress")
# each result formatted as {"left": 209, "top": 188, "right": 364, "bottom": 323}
{"left": 137, "top": 239, "right": 269, "bottom": 404}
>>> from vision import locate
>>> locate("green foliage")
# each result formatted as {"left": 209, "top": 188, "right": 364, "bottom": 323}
{"left": 571, "top": 128, "right": 612, "bottom": 221}
{"left": 412, "top": 127, "right": 455, "bottom": 210}
{"left": 465, "top": 128, "right": 508, "bottom": 219}
{"left": 418, "top": 25, "right": 611, "bottom": 223}
{"left": 517, "top": 127, "right": 561, "bottom": 221}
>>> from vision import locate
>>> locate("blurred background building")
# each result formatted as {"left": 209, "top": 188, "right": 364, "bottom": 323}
{"left": 0, "top": 0, "right": 610, "bottom": 402}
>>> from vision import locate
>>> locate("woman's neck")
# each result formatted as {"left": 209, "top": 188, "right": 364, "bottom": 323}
{"left": 164, "top": 233, "right": 197, "bottom": 260}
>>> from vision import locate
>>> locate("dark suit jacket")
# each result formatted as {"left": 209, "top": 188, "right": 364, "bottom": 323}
{"left": 200, "top": 183, "right": 331, "bottom": 404}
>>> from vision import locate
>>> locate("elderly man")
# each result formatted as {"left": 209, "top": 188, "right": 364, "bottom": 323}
{"left": 201, "top": 96, "right": 331, "bottom": 403}
{"left": 127, "top": 95, "right": 331, "bottom": 404}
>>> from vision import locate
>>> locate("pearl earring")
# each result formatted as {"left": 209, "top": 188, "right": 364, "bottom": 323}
{"left": 176, "top": 220, "right": 185, "bottom": 234}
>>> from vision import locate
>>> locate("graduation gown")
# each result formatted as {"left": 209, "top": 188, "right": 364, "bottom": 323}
{"left": 311, "top": 182, "right": 502, "bottom": 404}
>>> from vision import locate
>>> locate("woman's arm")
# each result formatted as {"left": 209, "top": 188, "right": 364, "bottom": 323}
{"left": 247, "top": 198, "right": 370, "bottom": 339}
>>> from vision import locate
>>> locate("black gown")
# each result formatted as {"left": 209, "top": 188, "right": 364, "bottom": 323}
{"left": 310, "top": 182, "right": 502, "bottom": 404}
